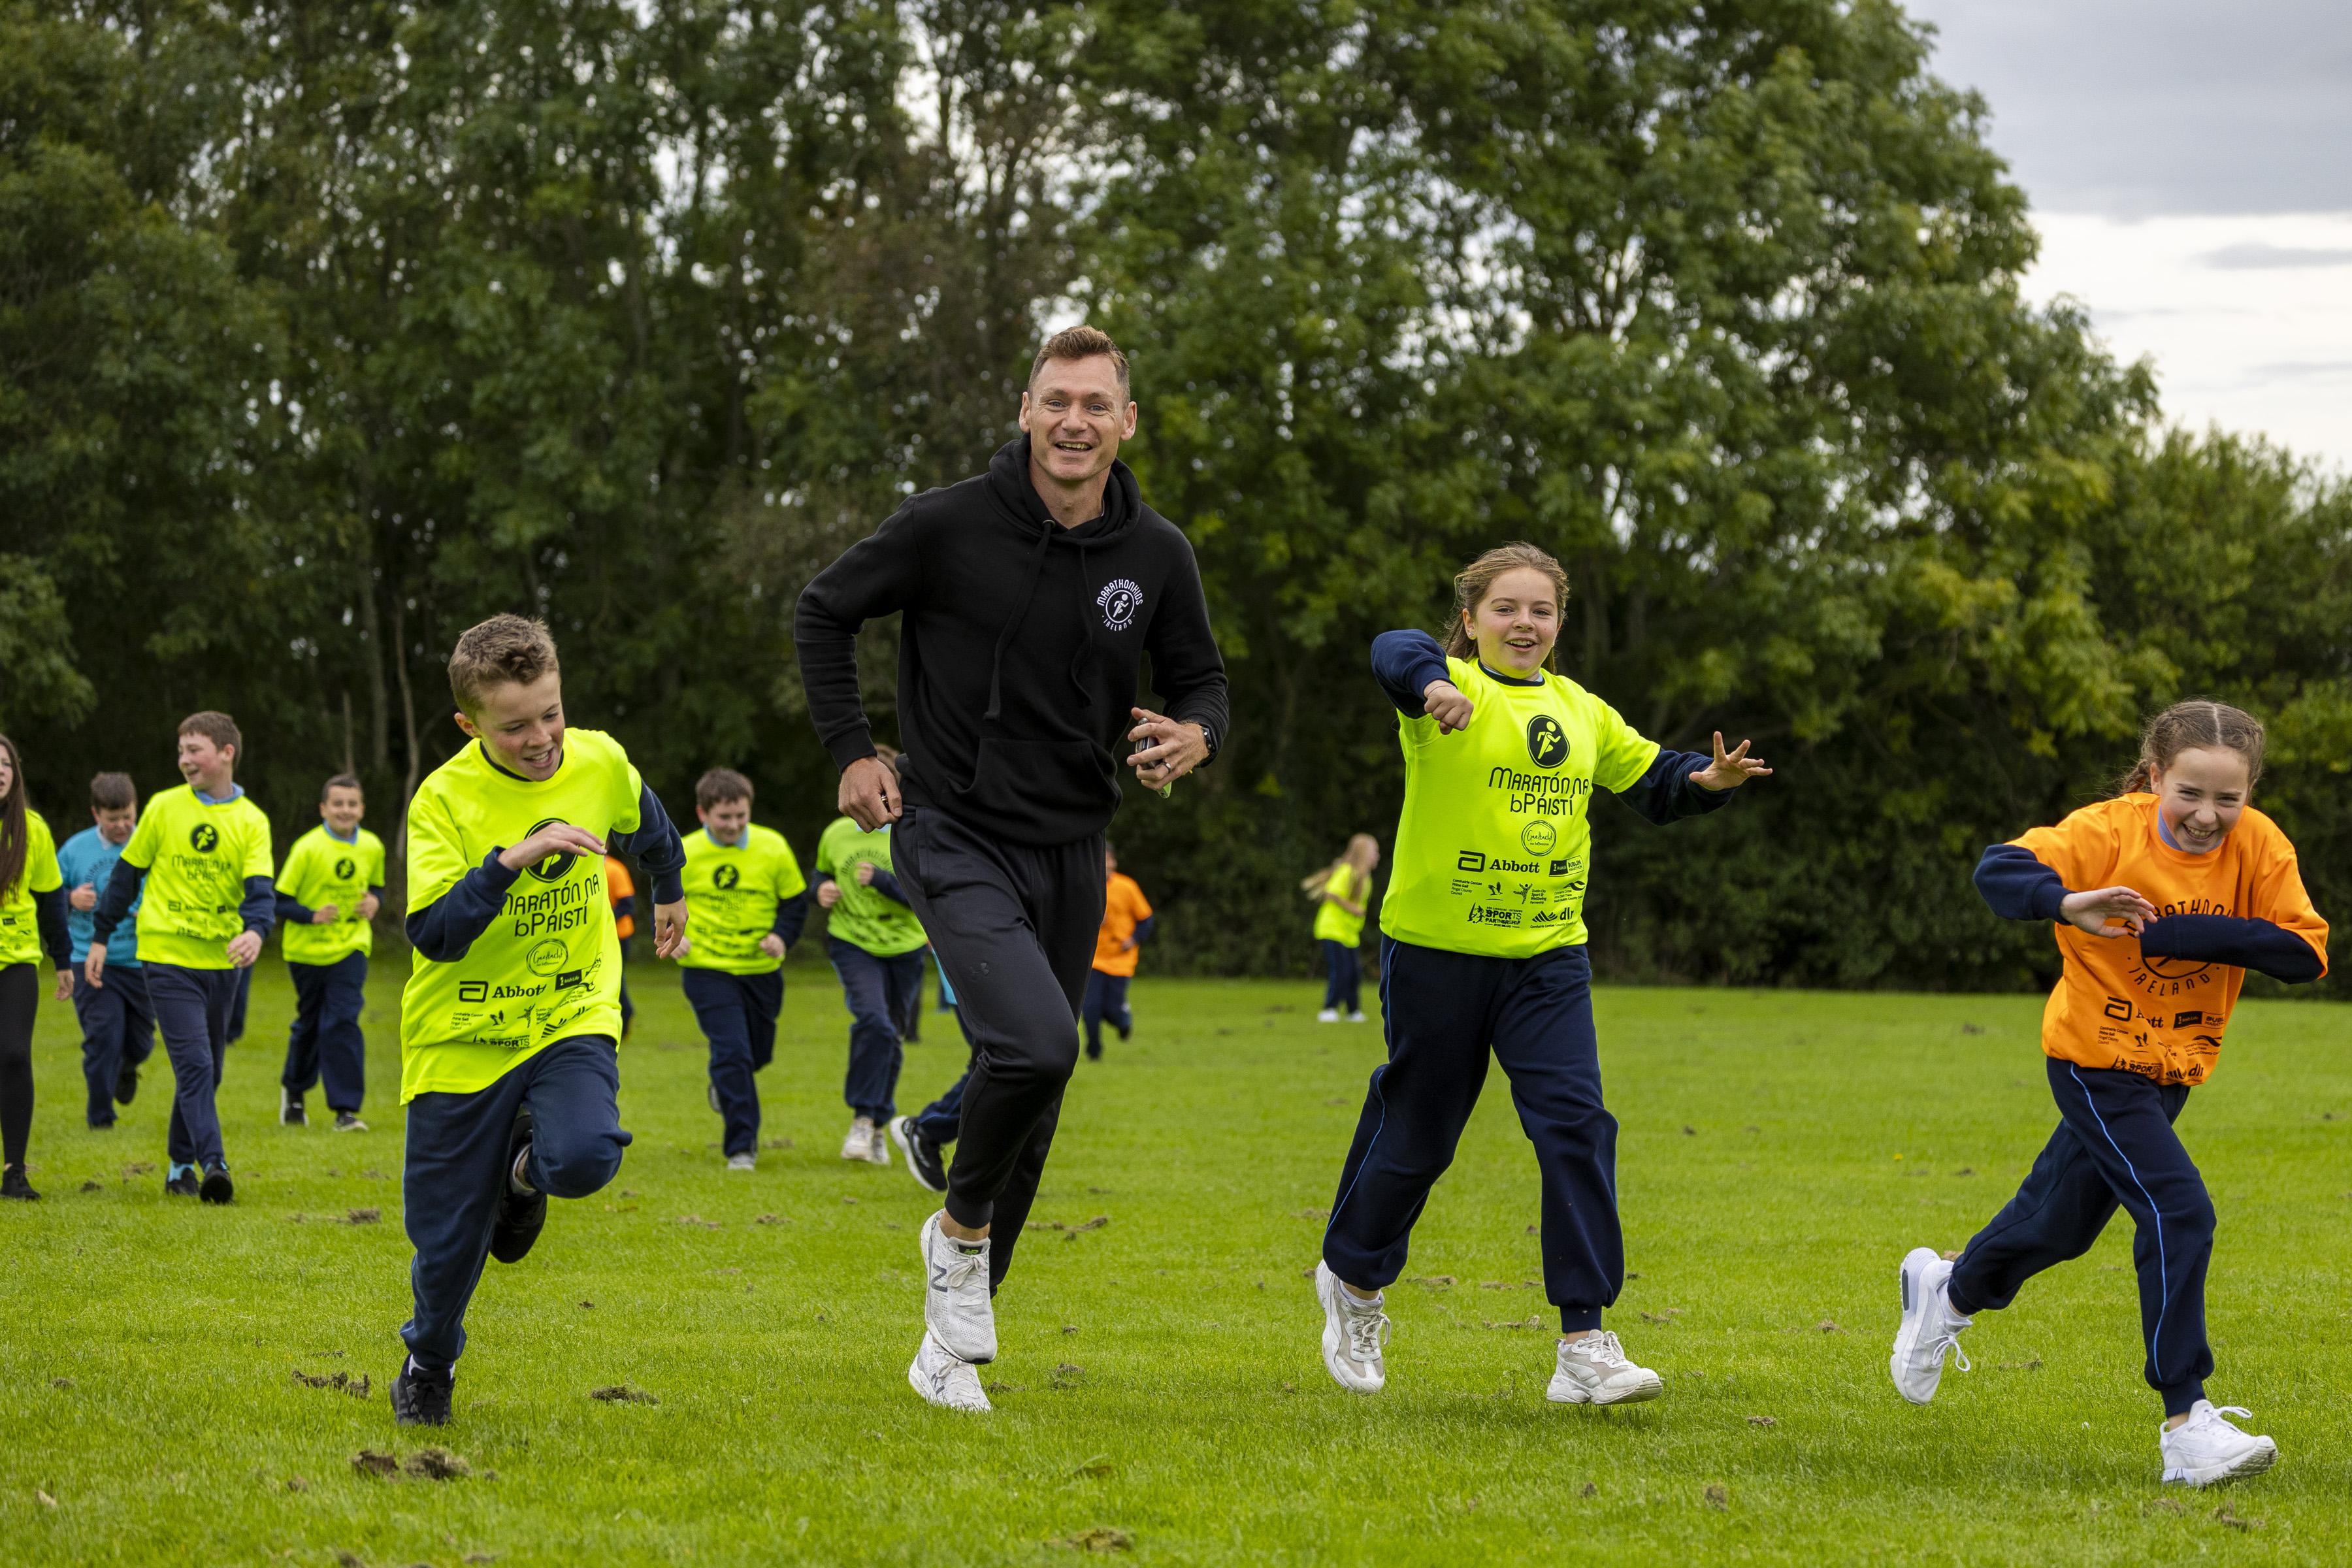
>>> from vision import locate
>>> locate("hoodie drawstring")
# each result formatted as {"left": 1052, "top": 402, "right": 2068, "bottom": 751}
{"left": 984, "top": 523, "right": 1056, "bottom": 721}
{"left": 1070, "top": 540, "right": 1096, "bottom": 700}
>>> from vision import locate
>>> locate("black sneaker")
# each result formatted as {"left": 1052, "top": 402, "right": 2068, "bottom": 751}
{"left": 391, "top": 1358, "right": 454, "bottom": 1426}
{"left": 88, "top": 1115, "right": 116, "bottom": 1131}
{"left": 1084, "top": 1042, "right": 1103, "bottom": 1062}
{"left": 199, "top": 1164, "right": 235, "bottom": 1204}
{"left": 489, "top": 1111, "right": 546, "bottom": 1264}
{"left": 280, "top": 1088, "right": 306, "bottom": 1127}
{"left": 164, "top": 1169, "right": 201, "bottom": 1197}
{"left": 1117, "top": 1017, "right": 1132, "bottom": 1042}
{"left": 333, "top": 1111, "right": 368, "bottom": 1132}
{"left": 887, "top": 1116, "right": 947, "bottom": 1194}
{"left": 116, "top": 1062, "right": 139, "bottom": 1105}
{"left": 1, "top": 1164, "right": 39, "bottom": 1201}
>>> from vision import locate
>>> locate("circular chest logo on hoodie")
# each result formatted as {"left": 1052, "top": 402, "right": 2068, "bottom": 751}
{"left": 1097, "top": 578, "right": 1143, "bottom": 632}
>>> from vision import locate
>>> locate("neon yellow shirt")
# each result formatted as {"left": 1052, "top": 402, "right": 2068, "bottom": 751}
{"left": 122, "top": 786, "right": 275, "bottom": 969}
{"left": 1379, "top": 656, "right": 1660, "bottom": 958}
{"left": 1313, "top": 861, "right": 1369, "bottom": 947}
{"left": 400, "top": 730, "right": 643, "bottom": 1100}
{"left": 678, "top": 823, "right": 808, "bottom": 975}
{"left": 0, "top": 809, "right": 63, "bottom": 967}
{"left": 278, "top": 824, "right": 387, "bottom": 966}
{"left": 815, "top": 817, "right": 926, "bottom": 956}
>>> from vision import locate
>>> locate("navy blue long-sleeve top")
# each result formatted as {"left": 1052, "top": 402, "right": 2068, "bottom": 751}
{"left": 91, "top": 864, "right": 274, "bottom": 947}
{"left": 1972, "top": 841, "right": 2323, "bottom": 984}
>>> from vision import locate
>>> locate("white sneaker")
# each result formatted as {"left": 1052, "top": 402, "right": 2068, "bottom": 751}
{"left": 2161, "top": 1400, "right": 2278, "bottom": 1486}
{"left": 1347, "top": 1011, "right": 1368, "bottom": 1024}
{"left": 841, "top": 1117, "right": 874, "bottom": 1162}
{"left": 1317, "top": 1009, "right": 1341, "bottom": 1024}
{"left": 1315, "top": 1260, "right": 1390, "bottom": 1393}
{"left": 907, "top": 1330, "right": 991, "bottom": 1413}
{"left": 1889, "top": 1246, "right": 1973, "bottom": 1405}
{"left": 1547, "top": 1331, "right": 1663, "bottom": 1405}
{"left": 726, "top": 1152, "right": 756, "bottom": 1172}
{"left": 920, "top": 1211, "right": 996, "bottom": 1363}
{"left": 865, "top": 1123, "right": 891, "bottom": 1166}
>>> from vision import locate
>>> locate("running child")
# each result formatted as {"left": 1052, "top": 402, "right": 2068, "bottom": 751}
{"left": 59, "top": 772, "right": 155, "bottom": 1127}
{"left": 275, "top": 774, "right": 386, "bottom": 1132}
{"left": 1889, "top": 700, "right": 2324, "bottom": 1488}
{"left": 1305, "top": 834, "right": 1379, "bottom": 1022}
{"left": 678, "top": 768, "right": 808, "bottom": 1171}
{"left": 390, "top": 613, "right": 688, "bottom": 1427}
{"left": 815, "top": 751, "right": 928, "bottom": 1166}
{"left": 88, "top": 712, "right": 276, "bottom": 1204}
{"left": 1082, "top": 843, "right": 1152, "bottom": 1060}
{"left": 1314, "top": 543, "right": 1768, "bottom": 1403}
{"left": 0, "top": 736, "right": 74, "bottom": 1200}
{"left": 888, "top": 959, "right": 976, "bottom": 1193}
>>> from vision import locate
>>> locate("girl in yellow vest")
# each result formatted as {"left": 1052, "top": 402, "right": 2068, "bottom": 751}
{"left": 1891, "top": 700, "right": 2327, "bottom": 1487}
{"left": 1303, "top": 835, "right": 1379, "bottom": 1022}
{"left": 1313, "top": 543, "right": 1769, "bottom": 1405}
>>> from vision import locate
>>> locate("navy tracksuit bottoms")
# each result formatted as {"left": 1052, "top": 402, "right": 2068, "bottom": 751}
{"left": 1322, "top": 939, "right": 1361, "bottom": 1015}
{"left": 829, "top": 937, "right": 924, "bottom": 1123}
{"left": 683, "top": 967, "right": 783, "bottom": 1158}
{"left": 282, "top": 953, "right": 368, "bottom": 1115}
{"left": 1325, "top": 939, "right": 1622, "bottom": 1333}
{"left": 1948, "top": 1056, "right": 2215, "bottom": 1415}
{"left": 400, "top": 1036, "right": 630, "bottom": 1370}
{"left": 145, "top": 962, "right": 241, "bottom": 1171}
{"left": 1081, "top": 970, "right": 1130, "bottom": 1058}
{"left": 73, "top": 965, "right": 155, "bottom": 1126}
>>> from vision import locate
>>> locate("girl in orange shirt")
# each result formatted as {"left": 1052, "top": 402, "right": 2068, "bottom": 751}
{"left": 1890, "top": 701, "right": 2327, "bottom": 1488}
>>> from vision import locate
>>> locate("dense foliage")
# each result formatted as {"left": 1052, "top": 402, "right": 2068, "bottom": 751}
{"left": 7, "top": 0, "right": 2350, "bottom": 990}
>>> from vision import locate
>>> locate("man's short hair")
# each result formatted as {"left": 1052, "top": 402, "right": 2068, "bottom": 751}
{"left": 178, "top": 711, "right": 241, "bottom": 757}
{"left": 1030, "top": 325, "right": 1130, "bottom": 398}
{"left": 448, "top": 614, "right": 560, "bottom": 713}
{"left": 322, "top": 773, "right": 363, "bottom": 800}
{"left": 696, "top": 768, "right": 754, "bottom": 809}
{"left": 90, "top": 772, "right": 136, "bottom": 812}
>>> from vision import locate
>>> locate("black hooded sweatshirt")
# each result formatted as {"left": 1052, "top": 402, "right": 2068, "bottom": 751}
{"left": 794, "top": 437, "right": 1231, "bottom": 846}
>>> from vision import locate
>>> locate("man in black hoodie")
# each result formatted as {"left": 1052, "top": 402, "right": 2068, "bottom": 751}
{"left": 796, "top": 325, "right": 1230, "bottom": 1411}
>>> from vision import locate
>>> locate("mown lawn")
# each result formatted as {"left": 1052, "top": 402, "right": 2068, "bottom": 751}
{"left": 5, "top": 957, "right": 2349, "bottom": 1564}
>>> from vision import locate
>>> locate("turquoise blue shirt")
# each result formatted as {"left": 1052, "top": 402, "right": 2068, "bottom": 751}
{"left": 57, "top": 826, "right": 141, "bottom": 966}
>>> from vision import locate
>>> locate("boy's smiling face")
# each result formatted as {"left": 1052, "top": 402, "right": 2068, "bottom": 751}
{"left": 455, "top": 672, "right": 566, "bottom": 781}
{"left": 177, "top": 732, "right": 235, "bottom": 796}
{"left": 322, "top": 784, "right": 365, "bottom": 836}
{"left": 698, "top": 796, "right": 751, "bottom": 842}
{"left": 2152, "top": 745, "right": 2251, "bottom": 854}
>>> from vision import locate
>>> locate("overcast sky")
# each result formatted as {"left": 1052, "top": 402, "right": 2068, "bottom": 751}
{"left": 1905, "top": 0, "right": 2352, "bottom": 468}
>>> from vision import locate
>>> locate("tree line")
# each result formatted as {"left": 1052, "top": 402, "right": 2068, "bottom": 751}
{"left": 8, "top": 0, "right": 2351, "bottom": 992}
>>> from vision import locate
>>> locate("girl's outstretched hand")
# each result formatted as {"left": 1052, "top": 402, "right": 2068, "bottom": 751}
{"left": 1422, "top": 679, "right": 1475, "bottom": 734}
{"left": 1691, "top": 732, "right": 1772, "bottom": 791}
{"left": 2060, "top": 886, "right": 2157, "bottom": 939}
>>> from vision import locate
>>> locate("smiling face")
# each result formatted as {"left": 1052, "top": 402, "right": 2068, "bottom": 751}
{"left": 1463, "top": 566, "right": 1563, "bottom": 678}
{"left": 1019, "top": 355, "right": 1137, "bottom": 495}
{"left": 454, "top": 672, "right": 566, "bottom": 781}
{"left": 698, "top": 796, "right": 751, "bottom": 843}
{"left": 321, "top": 784, "right": 365, "bottom": 837}
{"left": 0, "top": 743, "right": 12, "bottom": 807}
{"left": 176, "top": 732, "right": 235, "bottom": 795}
{"left": 2152, "top": 745, "right": 2252, "bottom": 854}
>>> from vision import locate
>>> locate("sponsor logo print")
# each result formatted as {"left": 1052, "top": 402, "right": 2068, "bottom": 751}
{"left": 1548, "top": 858, "right": 1570, "bottom": 877}
{"left": 2171, "top": 1009, "right": 2203, "bottom": 1030}
{"left": 1525, "top": 715, "right": 1569, "bottom": 769}
{"left": 2103, "top": 996, "right": 2133, "bottom": 1022}
{"left": 521, "top": 818, "right": 581, "bottom": 883}
{"left": 1457, "top": 851, "right": 1486, "bottom": 873}
{"left": 458, "top": 981, "right": 489, "bottom": 1004}
{"left": 553, "top": 969, "right": 585, "bottom": 990}
{"left": 525, "top": 938, "right": 569, "bottom": 977}
{"left": 334, "top": 856, "right": 357, "bottom": 880}
{"left": 712, "top": 864, "right": 741, "bottom": 890}
{"left": 1466, "top": 906, "right": 1522, "bottom": 927}
{"left": 1520, "top": 821, "right": 1558, "bottom": 856}
{"left": 1096, "top": 578, "right": 1144, "bottom": 631}
{"left": 189, "top": 824, "right": 220, "bottom": 854}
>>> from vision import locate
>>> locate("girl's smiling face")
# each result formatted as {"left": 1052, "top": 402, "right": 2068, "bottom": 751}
{"left": 1464, "top": 566, "right": 1561, "bottom": 678}
{"left": 2152, "top": 745, "right": 2252, "bottom": 854}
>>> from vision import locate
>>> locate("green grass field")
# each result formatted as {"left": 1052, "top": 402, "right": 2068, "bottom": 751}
{"left": 5, "top": 959, "right": 2350, "bottom": 1565}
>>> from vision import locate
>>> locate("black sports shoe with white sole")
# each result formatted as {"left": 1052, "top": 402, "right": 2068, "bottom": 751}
{"left": 392, "top": 1358, "right": 454, "bottom": 1426}
{"left": 199, "top": 1164, "right": 235, "bottom": 1204}
{"left": 888, "top": 1116, "right": 947, "bottom": 1193}
{"left": 489, "top": 1111, "right": 546, "bottom": 1264}
{"left": 164, "top": 1168, "right": 201, "bottom": 1197}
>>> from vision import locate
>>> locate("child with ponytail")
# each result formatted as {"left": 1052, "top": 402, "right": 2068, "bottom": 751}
{"left": 1891, "top": 700, "right": 2327, "bottom": 1488}
{"left": 1304, "top": 834, "right": 1379, "bottom": 1022}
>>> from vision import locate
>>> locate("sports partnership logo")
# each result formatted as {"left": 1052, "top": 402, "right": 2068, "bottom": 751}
{"left": 333, "top": 857, "right": 357, "bottom": 880}
{"left": 1525, "top": 715, "right": 1568, "bottom": 769}
{"left": 712, "top": 864, "right": 742, "bottom": 890}
{"left": 522, "top": 817, "right": 580, "bottom": 883}
{"left": 189, "top": 824, "right": 220, "bottom": 853}
{"left": 1096, "top": 578, "right": 1143, "bottom": 631}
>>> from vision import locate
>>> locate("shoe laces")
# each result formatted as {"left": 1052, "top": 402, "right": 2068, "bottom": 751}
{"left": 2189, "top": 1404, "right": 2253, "bottom": 1435}
{"left": 1342, "top": 1297, "right": 1391, "bottom": 1363}
{"left": 1569, "top": 1331, "right": 1636, "bottom": 1369}
{"left": 934, "top": 1241, "right": 988, "bottom": 1294}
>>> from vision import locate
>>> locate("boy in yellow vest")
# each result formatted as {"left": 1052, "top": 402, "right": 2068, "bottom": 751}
{"left": 389, "top": 615, "right": 688, "bottom": 1427}
{"left": 274, "top": 774, "right": 387, "bottom": 1131}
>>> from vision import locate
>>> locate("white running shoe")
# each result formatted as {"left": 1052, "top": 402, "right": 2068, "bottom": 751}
{"left": 1315, "top": 1260, "right": 1390, "bottom": 1393}
{"left": 920, "top": 1211, "right": 996, "bottom": 1363}
{"left": 1347, "top": 1011, "right": 1368, "bottom": 1024}
{"left": 841, "top": 1117, "right": 874, "bottom": 1162}
{"left": 865, "top": 1122, "right": 891, "bottom": 1166}
{"left": 1889, "top": 1246, "right": 1973, "bottom": 1405}
{"left": 1316, "top": 1009, "right": 1341, "bottom": 1023}
{"left": 2161, "top": 1401, "right": 2278, "bottom": 1486}
{"left": 726, "top": 1152, "right": 756, "bottom": 1172}
{"left": 907, "top": 1330, "right": 992, "bottom": 1413}
{"left": 1547, "top": 1331, "right": 1663, "bottom": 1405}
